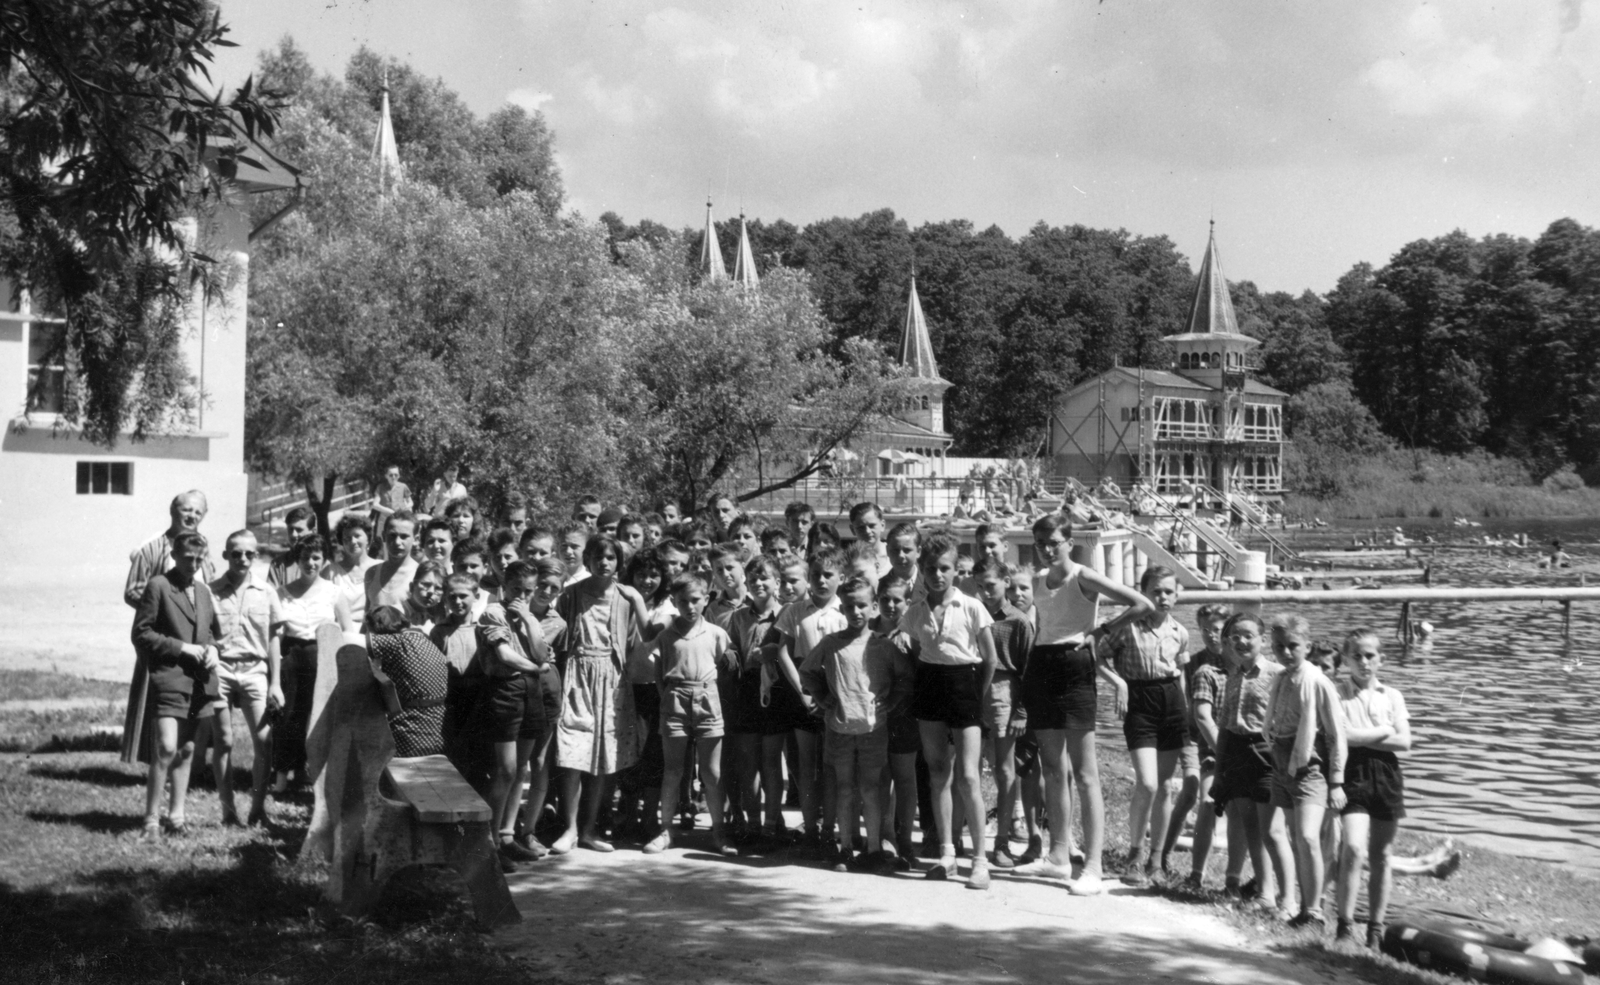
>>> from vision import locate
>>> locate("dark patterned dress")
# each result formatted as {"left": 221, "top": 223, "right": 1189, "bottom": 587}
{"left": 370, "top": 627, "right": 449, "bottom": 757}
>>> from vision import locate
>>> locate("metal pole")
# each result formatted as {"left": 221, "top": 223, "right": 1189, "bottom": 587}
{"left": 1178, "top": 587, "right": 1600, "bottom": 605}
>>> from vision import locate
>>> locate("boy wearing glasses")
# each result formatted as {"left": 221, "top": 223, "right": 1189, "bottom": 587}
{"left": 208, "top": 530, "right": 284, "bottom": 825}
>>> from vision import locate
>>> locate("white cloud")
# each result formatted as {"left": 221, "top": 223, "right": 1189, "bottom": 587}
{"left": 505, "top": 87, "right": 553, "bottom": 112}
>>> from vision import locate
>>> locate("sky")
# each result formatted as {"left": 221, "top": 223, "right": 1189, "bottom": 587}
{"left": 209, "top": 0, "right": 1599, "bottom": 295}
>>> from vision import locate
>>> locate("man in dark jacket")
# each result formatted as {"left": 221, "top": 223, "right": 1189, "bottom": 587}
{"left": 132, "top": 530, "right": 221, "bottom": 837}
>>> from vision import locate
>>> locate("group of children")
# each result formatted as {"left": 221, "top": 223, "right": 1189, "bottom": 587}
{"left": 145, "top": 483, "right": 1411, "bottom": 948}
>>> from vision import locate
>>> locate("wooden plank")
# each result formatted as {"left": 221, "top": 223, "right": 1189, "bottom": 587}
{"left": 386, "top": 754, "right": 492, "bottom": 823}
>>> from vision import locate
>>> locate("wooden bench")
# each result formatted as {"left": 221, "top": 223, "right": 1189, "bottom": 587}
{"left": 305, "top": 622, "right": 519, "bottom": 926}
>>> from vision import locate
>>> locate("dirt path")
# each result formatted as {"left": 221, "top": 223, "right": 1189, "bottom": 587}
{"left": 498, "top": 829, "right": 1359, "bottom": 985}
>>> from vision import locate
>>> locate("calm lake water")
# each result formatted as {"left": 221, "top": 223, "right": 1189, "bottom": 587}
{"left": 1171, "top": 516, "right": 1600, "bottom": 876}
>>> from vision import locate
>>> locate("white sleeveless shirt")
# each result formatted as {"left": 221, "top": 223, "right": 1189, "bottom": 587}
{"left": 1033, "top": 559, "right": 1099, "bottom": 646}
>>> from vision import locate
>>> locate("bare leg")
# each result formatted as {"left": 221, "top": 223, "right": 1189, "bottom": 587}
{"left": 1258, "top": 802, "right": 1294, "bottom": 911}
{"left": 653, "top": 735, "right": 690, "bottom": 850}
{"left": 1335, "top": 811, "right": 1370, "bottom": 924}
{"left": 991, "top": 733, "right": 1018, "bottom": 861}
{"left": 1290, "top": 801, "right": 1328, "bottom": 917}
{"left": 521, "top": 732, "right": 555, "bottom": 843}
{"left": 552, "top": 769, "right": 582, "bottom": 853}
{"left": 698, "top": 737, "right": 728, "bottom": 845}
{"left": 952, "top": 726, "right": 988, "bottom": 876}
{"left": 168, "top": 719, "right": 197, "bottom": 823}
{"left": 1366, "top": 819, "right": 1399, "bottom": 928}
{"left": 579, "top": 772, "right": 608, "bottom": 846}
{"left": 144, "top": 716, "right": 179, "bottom": 828}
{"left": 1145, "top": 749, "right": 1181, "bottom": 873}
{"left": 760, "top": 733, "right": 787, "bottom": 830}
{"left": 795, "top": 730, "right": 822, "bottom": 835}
{"left": 211, "top": 706, "right": 238, "bottom": 823}
{"left": 1034, "top": 729, "right": 1073, "bottom": 869}
{"left": 240, "top": 696, "right": 270, "bottom": 821}
{"left": 1189, "top": 772, "right": 1219, "bottom": 879}
{"left": 1065, "top": 728, "right": 1104, "bottom": 878}
{"left": 1164, "top": 772, "right": 1202, "bottom": 868}
{"left": 734, "top": 734, "right": 762, "bottom": 829}
{"left": 918, "top": 720, "right": 955, "bottom": 858}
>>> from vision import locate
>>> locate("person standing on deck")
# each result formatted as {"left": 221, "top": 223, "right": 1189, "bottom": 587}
{"left": 121, "top": 491, "right": 214, "bottom": 765}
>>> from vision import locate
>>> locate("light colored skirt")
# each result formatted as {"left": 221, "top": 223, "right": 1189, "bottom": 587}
{"left": 556, "top": 652, "right": 639, "bottom": 775}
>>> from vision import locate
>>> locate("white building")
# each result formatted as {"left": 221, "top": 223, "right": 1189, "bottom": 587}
{"left": 0, "top": 150, "right": 302, "bottom": 600}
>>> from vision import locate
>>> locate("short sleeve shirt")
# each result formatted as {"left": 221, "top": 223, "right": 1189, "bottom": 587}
{"left": 897, "top": 588, "right": 994, "bottom": 667}
{"left": 656, "top": 620, "right": 731, "bottom": 686}
{"left": 1337, "top": 679, "right": 1409, "bottom": 734}
{"left": 1108, "top": 617, "right": 1189, "bottom": 681}
{"left": 1220, "top": 658, "right": 1281, "bottom": 736}
{"left": 778, "top": 596, "right": 847, "bottom": 671}
{"left": 209, "top": 574, "right": 282, "bottom": 661}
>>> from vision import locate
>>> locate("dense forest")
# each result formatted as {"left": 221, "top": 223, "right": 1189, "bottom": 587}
{"left": 603, "top": 210, "right": 1600, "bottom": 500}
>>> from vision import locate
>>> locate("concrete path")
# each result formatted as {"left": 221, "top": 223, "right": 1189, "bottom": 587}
{"left": 498, "top": 829, "right": 1358, "bottom": 985}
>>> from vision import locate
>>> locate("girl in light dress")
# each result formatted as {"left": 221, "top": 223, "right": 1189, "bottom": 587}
{"left": 274, "top": 534, "right": 352, "bottom": 789}
{"left": 550, "top": 534, "right": 651, "bottom": 854}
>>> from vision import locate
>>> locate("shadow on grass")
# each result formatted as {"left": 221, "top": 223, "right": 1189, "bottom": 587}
{"left": 29, "top": 763, "right": 146, "bottom": 788}
{"left": 26, "top": 809, "right": 149, "bottom": 834}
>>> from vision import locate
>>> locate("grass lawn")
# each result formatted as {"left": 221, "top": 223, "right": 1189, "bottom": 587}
{"left": 4, "top": 669, "right": 1598, "bottom": 985}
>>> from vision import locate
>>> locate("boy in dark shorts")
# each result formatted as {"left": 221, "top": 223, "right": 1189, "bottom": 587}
{"left": 1101, "top": 566, "right": 1190, "bottom": 887}
{"left": 972, "top": 557, "right": 1033, "bottom": 869}
{"left": 643, "top": 573, "right": 737, "bottom": 856}
{"left": 1165, "top": 602, "right": 1230, "bottom": 885}
{"left": 478, "top": 561, "right": 558, "bottom": 868}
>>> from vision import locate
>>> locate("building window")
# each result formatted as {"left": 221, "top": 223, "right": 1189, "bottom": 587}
{"left": 76, "top": 462, "right": 132, "bottom": 495}
{"left": 27, "top": 319, "right": 68, "bottom": 414}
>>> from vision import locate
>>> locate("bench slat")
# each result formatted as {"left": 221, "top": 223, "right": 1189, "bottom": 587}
{"left": 386, "top": 755, "right": 493, "bottom": 823}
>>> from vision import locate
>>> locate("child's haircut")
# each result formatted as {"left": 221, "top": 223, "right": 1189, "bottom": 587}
{"left": 784, "top": 501, "right": 815, "bottom": 523}
{"left": 815, "top": 523, "right": 842, "bottom": 549}
{"left": 886, "top": 521, "right": 920, "bottom": 546}
{"left": 1270, "top": 613, "right": 1312, "bottom": 641}
{"left": 680, "top": 519, "right": 715, "bottom": 544}
{"left": 334, "top": 512, "right": 372, "bottom": 543}
{"left": 555, "top": 519, "right": 589, "bottom": 541}
{"left": 582, "top": 532, "right": 624, "bottom": 564}
{"left": 1342, "top": 628, "right": 1382, "bottom": 656}
{"left": 760, "top": 528, "right": 791, "bottom": 552}
{"left": 289, "top": 532, "right": 326, "bottom": 567}
{"left": 919, "top": 531, "right": 959, "bottom": 570}
{"left": 1140, "top": 565, "right": 1178, "bottom": 591}
{"left": 619, "top": 512, "right": 647, "bottom": 533}
{"left": 809, "top": 545, "right": 845, "bottom": 577}
{"left": 424, "top": 517, "right": 454, "bottom": 540}
{"left": 366, "top": 605, "right": 407, "bottom": 635}
{"left": 518, "top": 523, "right": 553, "bottom": 549}
{"left": 779, "top": 552, "right": 810, "bottom": 575}
{"left": 642, "top": 511, "right": 664, "bottom": 527}
{"left": 625, "top": 549, "right": 669, "bottom": 600}
{"left": 848, "top": 501, "right": 883, "bottom": 527}
{"left": 284, "top": 505, "right": 316, "bottom": 530}
{"left": 1222, "top": 611, "right": 1265, "bottom": 638}
{"left": 445, "top": 572, "right": 479, "bottom": 593}
{"left": 1195, "top": 603, "right": 1233, "bottom": 625}
{"left": 1309, "top": 640, "right": 1342, "bottom": 673}
{"left": 502, "top": 488, "right": 527, "bottom": 512}
{"left": 877, "top": 570, "right": 911, "bottom": 597}
{"left": 174, "top": 530, "right": 209, "bottom": 555}
{"left": 1032, "top": 512, "right": 1071, "bottom": 539}
{"left": 574, "top": 493, "right": 602, "bottom": 513}
{"left": 444, "top": 495, "right": 478, "bottom": 518}
{"left": 726, "top": 515, "right": 755, "bottom": 537}
{"left": 388, "top": 510, "right": 418, "bottom": 530}
{"left": 843, "top": 540, "right": 878, "bottom": 567}
{"left": 653, "top": 538, "right": 689, "bottom": 560}
{"left": 452, "top": 537, "right": 488, "bottom": 564}
{"left": 530, "top": 556, "right": 567, "bottom": 582}
{"left": 745, "top": 553, "right": 782, "bottom": 582}
{"left": 487, "top": 526, "right": 518, "bottom": 552}
{"left": 502, "top": 559, "right": 537, "bottom": 587}
{"left": 670, "top": 571, "right": 710, "bottom": 596}
{"left": 687, "top": 547, "right": 710, "bottom": 571}
{"left": 973, "top": 556, "right": 1012, "bottom": 581}
{"left": 838, "top": 575, "right": 877, "bottom": 602}
{"left": 412, "top": 559, "right": 449, "bottom": 587}
{"left": 975, "top": 522, "right": 996, "bottom": 542}
{"left": 707, "top": 544, "right": 736, "bottom": 563}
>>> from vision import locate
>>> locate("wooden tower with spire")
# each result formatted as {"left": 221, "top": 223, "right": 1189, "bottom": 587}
{"left": 372, "top": 69, "right": 402, "bottom": 195}
{"left": 1047, "top": 223, "right": 1287, "bottom": 499}
{"left": 699, "top": 199, "right": 728, "bottom": 282}
{"left": 894, "top": 275, "right": 951, "bottom": 435}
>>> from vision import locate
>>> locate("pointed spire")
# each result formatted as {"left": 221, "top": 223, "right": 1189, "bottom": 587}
{"left": 733, "top": 211, "right": 759, "bottom": 288}
{"left": 372, "top": 69, "right": 402, "bottom": 195}
{"left": 700, "top": 199, "right": 728, "bottom": 282}
{"left": 899, "top": 276, "right": 948, "bottom": 383}
{"left": 1184, "top": 220, "right": 1240, "bottom": 335}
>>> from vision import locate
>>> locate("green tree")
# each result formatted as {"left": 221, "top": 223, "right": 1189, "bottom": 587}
{"left": 1, "top": 0, "right": 282, "bottom": 443}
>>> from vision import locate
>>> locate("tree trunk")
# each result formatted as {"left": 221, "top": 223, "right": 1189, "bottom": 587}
{"left": 304, "top": 473, "right": 338, "bottom": 546}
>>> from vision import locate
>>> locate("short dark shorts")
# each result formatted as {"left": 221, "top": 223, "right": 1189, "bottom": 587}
{"left": 1212, "top": 730, "right": 1273, "bottom": 807}
{"left": 911, "top": 661, "right": 983, "bottom": 730}
{"left": 1123, "top": 677, "right": 1187, "bottom": 751}
{"left": 888, "top": 709, "right": 921, "bottom": 756}
{"left": 1342, "top": 747, "right": 1407, "bottom": 820}
{"left": 1020, "top": 643, "right": 1097, "bottom": 731}
{"left": 483, "top": 673, "right": 545, "bottom": 743}
{"left": 148, "top": 661, "right": 215, "bottom": 720}
{"left": 767, "top": 674, "right": 822, "bottom": 734}
{"left": 1014, "top": 730, "right": 1040, "bottom": 777}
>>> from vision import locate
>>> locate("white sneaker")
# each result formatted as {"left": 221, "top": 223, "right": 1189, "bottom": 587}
{"left": 1067, "top": 872, "right": 1106, "bottom": 896}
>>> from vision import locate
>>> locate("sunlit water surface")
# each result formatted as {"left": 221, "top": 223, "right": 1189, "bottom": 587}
{"left": 1164, "top": 516, "right": 1600, "bottom": 876}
